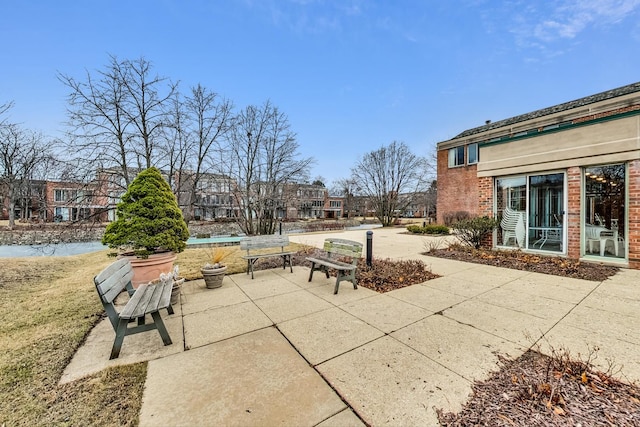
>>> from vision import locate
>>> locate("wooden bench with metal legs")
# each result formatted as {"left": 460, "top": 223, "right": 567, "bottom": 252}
{"left": 306, "top": 238, "right": 363, "bottom": 294}
{"left": 240, "top": 235, "right": 295, "bottom": 279}
{"left": 94, "top": 259, "right": 174, "bottom": 359}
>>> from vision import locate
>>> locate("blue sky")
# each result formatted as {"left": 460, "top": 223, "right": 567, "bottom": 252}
{"left": 2, "top": 0, "right": 640, "bottom": 185}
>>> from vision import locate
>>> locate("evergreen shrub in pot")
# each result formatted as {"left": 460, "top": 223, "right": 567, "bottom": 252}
{"left": 102, "top": 167, "right": 190, "bottom": 286}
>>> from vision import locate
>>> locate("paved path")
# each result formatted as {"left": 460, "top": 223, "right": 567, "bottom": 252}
{"left": 61, "top": 227, "right": 640, "bottom": 426}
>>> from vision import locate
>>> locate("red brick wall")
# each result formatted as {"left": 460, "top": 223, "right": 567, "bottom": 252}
{"left": 478, "top": 177, "right": 493, "bottom": 216}
{"left": 628, "top": 160, "right": 640, "bottom": 268}
{"left": 436, "top": 149, "right": 480, "bottom": 224}
{"left": 566, "top": 167, "right": 581, "bottom": 260}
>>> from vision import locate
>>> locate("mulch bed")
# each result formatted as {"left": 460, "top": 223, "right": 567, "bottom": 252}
{"left": 427, "top": 246, "right": 619, "bottom": 281}
{"left": 437, "top": 349, "right": 640, "bottom": 426}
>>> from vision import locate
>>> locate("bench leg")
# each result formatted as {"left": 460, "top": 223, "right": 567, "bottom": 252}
{"left": 334, "top": 270, "right": 357, "bottom": 295}
{"left": 282, "top": 254, "right": 293, "bottom": 273}
{"left": 110, "top": 318, "right": 129, "bottom": 359}
{"left": 151, "top": 311, "right": 172, "bottom": 346}
{"left": 249, "top": 259, "right": 258, "bottom": 279}
{"left": 308, "top": 262, "right": 316, "bottom": 282}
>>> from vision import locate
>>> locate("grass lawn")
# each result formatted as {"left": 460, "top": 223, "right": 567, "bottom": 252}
{"left": 0, "top": 244, "right": 260, "bottom": 426}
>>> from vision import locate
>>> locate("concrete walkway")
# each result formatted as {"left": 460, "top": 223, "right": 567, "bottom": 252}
{"left": 61, "top": 227, "right": 640, "bottom": 426}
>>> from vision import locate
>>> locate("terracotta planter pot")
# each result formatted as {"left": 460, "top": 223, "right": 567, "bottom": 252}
{"left": 123, "top": 252, "right": 177, "bottom": 288}
{"left": 201, "top": 265, "right": 227, "bottom": 289}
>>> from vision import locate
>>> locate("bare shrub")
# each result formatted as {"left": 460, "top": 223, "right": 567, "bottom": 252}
{"left": 453, "top": 216, "right": 499, "bottom": 249}
{"left": 423, "top": 238, "right": 446, "bottom": 253}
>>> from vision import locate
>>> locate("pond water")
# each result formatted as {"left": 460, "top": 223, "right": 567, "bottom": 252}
{"left": 0, "top": 235, "right": 247, "bottom": 258}
{"left": 345, "top": 224, "right": 383, "bottom": 230}
{"left": 0, "top": 241, "right": 108, "bottom": 258}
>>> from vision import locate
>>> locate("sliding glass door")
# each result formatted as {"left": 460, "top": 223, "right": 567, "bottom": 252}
{"left": 584, "top": 164, "right": 625, "bottom": 260}
{"left": 496, "top": 172, "right": 565, "bottom": 253}
{"left": 496, "top": 177, "right": 526, "bottom": 248}
{"left": 527, "top": 173, "right": 564, "bottom": 253}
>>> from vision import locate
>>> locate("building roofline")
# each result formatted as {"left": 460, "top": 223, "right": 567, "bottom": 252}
{"left": 450, "top": 81, "right": 640, "bottom": 141}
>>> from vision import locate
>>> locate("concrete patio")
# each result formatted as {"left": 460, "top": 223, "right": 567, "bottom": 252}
{"left": 60, "top": 228, "right": 640, "bottom": 426}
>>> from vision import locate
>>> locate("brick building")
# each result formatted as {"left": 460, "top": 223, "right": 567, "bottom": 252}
{"left": 437, "top": 82, "right": 640, "bottom": 268}
{"left": 2, "top": 167, "right": 345, "bottom": 224}
{"left": 45, "top": 180, "right": 108, "bottom": 222}
{"left": 283, "top": 183, "right": 331, "bottom": 219}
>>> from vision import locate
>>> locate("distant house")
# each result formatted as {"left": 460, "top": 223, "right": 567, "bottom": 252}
{"left": 436, "top": 82, "right": 640, "bottom": 268}
{"left": 175, "top": 171, "right": 238, "bottom": 221}
{"left": 324, "top": 195, "right": 343, "bottom": 219}
{"left": 1, "top": 167, "right": 347, "bottom": 224}
{"left": 0, "top": 179, "right": 47, "bottom": 221}
{"left": 46, "top": 181, "right": 97, "bottom": 222}
{"left": 285, "top": 183, "right": 328, "bottom": 219}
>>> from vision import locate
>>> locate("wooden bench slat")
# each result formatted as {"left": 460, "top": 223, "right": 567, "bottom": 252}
{"left": 240, "top": 235, "right": 289, "bottom": 250}
{"left": 242, "top": 251, "right": 295, "bottom": 260}
{"left": 98, "top": 270, "right": 134, "bottom": 303}
{"left": 305, "top": 256, "right": 355, "bottom": 271}
{"left": 120, "top": 284, "right": 150, "bottom": 319}
{"left": 240, "top": 235, "right": 294, "bottom": 279}
{"left": 323, "top": 239, "right": 362, "bottom": 259}
{"left": 95, "top": 259, "right": 134, "bottom": 303}
{"left": 121, "top": 281, "right": 172, "bottom": 319}
{"left": 95, "top": 258, "right": 129, "bottom": 283}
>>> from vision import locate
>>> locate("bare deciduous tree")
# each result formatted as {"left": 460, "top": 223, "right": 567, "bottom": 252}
{"left": 118, "top": 56, "right": 177, "bottom": 170}
{"left": 351, "top": 141, "right": 428, "bottom": 226}
{"left": 162, "top": 91, "right": 191, "bottom": 201}
{"left": 0, "top": 122, "right": 53, "bottom": 228}
{"left": 183, "top": 84, "right": 234, "bottom": 220}
{"left": 58, "top": 56, "right": 132, "bottom": 187}
{"left": 59, "top": 55, "right": 175, "bottom": 188}
{"left": 224, "top": 101, "right": 312, "bottom": 235}
{"left": 332, "top": 178, "right": 359, "bottom": 219}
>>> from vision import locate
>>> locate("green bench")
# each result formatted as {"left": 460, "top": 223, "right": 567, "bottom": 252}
{"left": 240, "top": 235, "right": 295, "bottom": 279}
{"left": 94, "top": 259, "right": 174, "bottom": 359}
{"left": 306, "top": 238, "right": 363, "bottom": 294}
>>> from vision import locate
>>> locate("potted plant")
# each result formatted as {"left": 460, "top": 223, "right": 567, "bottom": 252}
{"left": 201, "top": 247, "right": 230, "bottom": 289}
{"left": 102, "top": 167, "right": 190, "bottom": 287}
{"left": 155, "top": 265, "right": 185, "bottom": 305}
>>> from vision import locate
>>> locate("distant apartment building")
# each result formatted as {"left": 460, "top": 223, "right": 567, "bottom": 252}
{"left": 1, "top": 179, "right": 110, "bottom": 223}
{"left": 288, "top": 183, "right": 326, "bottom": 219}
{"left": 1, "top": 166, "right": 346, "bottom": 224}
{"left": 46, "top": 181, "right": 107, "bottom": 222}
{"left": 350, "top": 195, "right": 376, "bottom": 218}
{"left": 325, "top": 196, "right": 343, "bottom": 219}
{"left": 0, "top": 179, "right": 47, "bottom": 221}
{"left": 175, "top": 172, "right": 238, "bottom": 221}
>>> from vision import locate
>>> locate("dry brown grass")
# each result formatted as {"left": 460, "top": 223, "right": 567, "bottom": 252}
{"left": 0, "top": 243, "right": 305, "bottom": 426}
{"left": 0, "top": 249, "right": 142, "bottom": 426}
